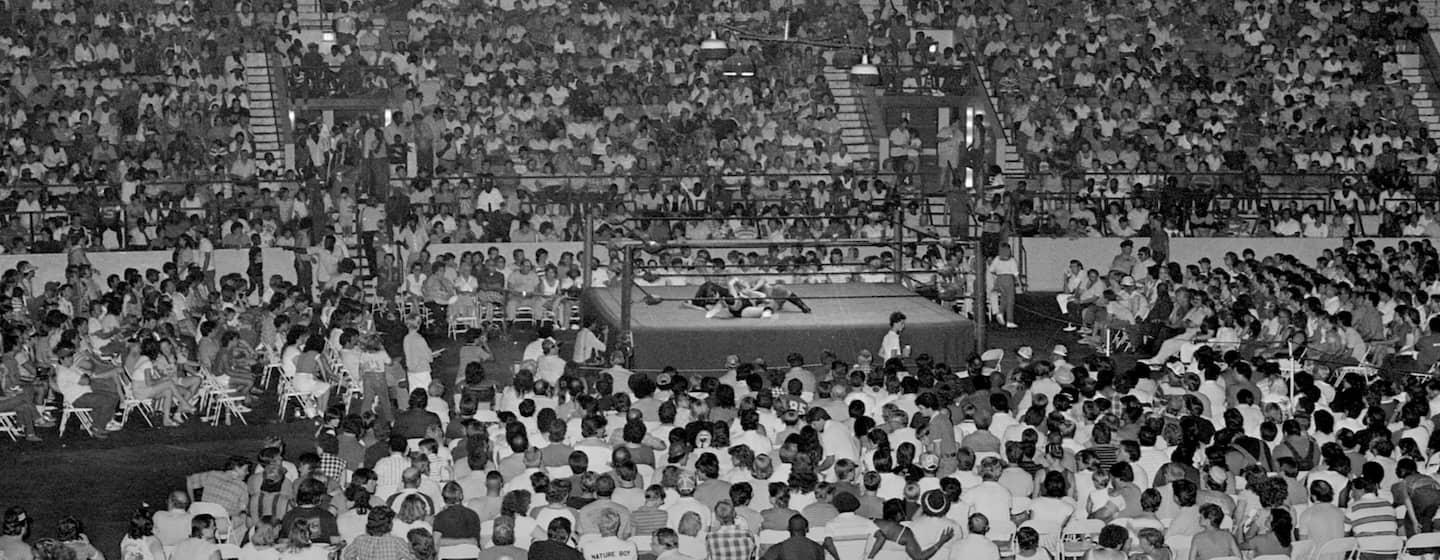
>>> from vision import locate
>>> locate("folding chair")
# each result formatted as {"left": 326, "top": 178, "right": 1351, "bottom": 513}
{"left": 827, "top": 532, "right": 872, "bottom": 560}
{"left": 49, "top": 401, "right": 95, "bottom": 438}
{"left": 117, "top": 374, "right": 158, "bottom": 428}
{"left": 1401, "top": 532, "right": 1440, "bottom": 560}
{"left": 449, "top": 300, "right": 479, "bottom": 339}
{"left": 567, "top": 300, "right": 581, "bottom": 330}
{"left": 1060, "top": 519, "right": 1105, "bottom": 560}
{"left": 0, "top": 412, "right": 21, "bottom": 441}
{"left": 1020, "top": 520, "right": 1062, "bottom": 560}
{"left": 278, "top": 374, "right": 320, "bottom": 421}
{"left": 188, "top": 502, "right": 232, "bottom": 541}
{"left": 1313, "top": 537, "right": 1358, "bottom": 560}
{"left": 438, "top": 543, "right": 479, "bottom": 560}
{"left": 512, "top": 306, "right": 535, "bottom": 329}
{"left": 217, "top": 543, "right": 241, "bottom": 559}
{"left": 990, "top": 517, "right": 1018, "bottom": 559}
{"left": 1011, "top": 497, "right": 1034, "bottom": 517}
{"left": 1291, "top": 539, "right": 1315, "bottom": 560}
{"left": 1357, "top": 535, "right": 1406, "bottom": 559}
{"left": 196, "top": 377, "right": 248, "bottom": 427}
{"left": 258, "top": 344, "right": 284, "bottom": 390}
{"left": 1165, "top": 534, "right": 1193, "bottom": 560}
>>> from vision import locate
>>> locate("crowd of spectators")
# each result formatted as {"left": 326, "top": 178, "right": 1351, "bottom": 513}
{"left": 287, "top": 0, "right": 874, "bottom": 198}
{"left": 865, "top": 0, "right": 1440, "bottom": 214}
{"left": 974, "top": 0, "right": 1433, "bottom": 180}
{"left": 0, "top": 0, "right": 327, "bottom": 253}
{"left": 8, "top": 234, "right": 1440, "bottom": 560}
{"left": 20, "top": 3, "right": 1440, "bottom": 560}
{"left": 1054, "top": 235, "right": 1440, "bottom": 381}
{"left": 0, "top": 0, "right": 287, "bottom": 188}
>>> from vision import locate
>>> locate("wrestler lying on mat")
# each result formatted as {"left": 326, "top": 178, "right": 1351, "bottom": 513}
{"left": 682, "top": 277, "right": 812, "bottom": 318}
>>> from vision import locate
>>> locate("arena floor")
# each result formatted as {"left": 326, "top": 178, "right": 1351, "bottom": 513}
{"left": 0, "top": 293, "right": 1114, "bottom": 557}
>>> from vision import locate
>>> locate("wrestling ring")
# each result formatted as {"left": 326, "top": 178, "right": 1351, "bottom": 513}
{"left": 577, "top": 235, "right": 984, "bottom": 372}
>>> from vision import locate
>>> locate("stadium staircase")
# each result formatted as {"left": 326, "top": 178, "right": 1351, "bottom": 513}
{"left": 1406, "top": 3, "right": 1440, "bottom": 143}
{"left": 823, "top": 68, "right": 879, "bottom": 164}
{"left": 1403, "top": 45, "right": 1440, "bottom": 142}
{"left": 244, "top": 51, "right": 291, "bottom": 184}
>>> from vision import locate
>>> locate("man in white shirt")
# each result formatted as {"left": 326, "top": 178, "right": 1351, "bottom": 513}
{"left": 523, "top": 324, "right": 558, "bottom": 362}
{"left": 731, "top": 410, "right": 774, "bottom": 456}
{"left": 51, "top": 342, "right": 120, "bottom": 437}
{"left": 664, "top": 473, "right": 713, "bottom": 531}
{"left": 402, "top": 316, "right": 435, "bottom": 394}
{"left": 809, "top": 409, "right": 859, "bottom": 476}
{"left": 953, "top": 514, "right": 1001, "bottom": 560}
{"left": 966, "top": 458, "right": 1014, "bottom": 526}
{"left": 580, "top": 510, "right": 637, "bottom": 560}
{"left": 153, "top": 491, "right": 194, "bottom": 547}
{"left": 880, "top": 311, "right": 906, "bottom": 359}
{"left": 821, "top": 493, "right": 877, "bottom": 544}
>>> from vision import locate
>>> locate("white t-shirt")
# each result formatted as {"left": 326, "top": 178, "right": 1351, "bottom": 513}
{"left": 880, "top": 331, "right": 901, "bottom": 359}
{"left": 581, "top": 536, "right": 638, "bottom": 560}
{"left": 54, "top": 363, "right": 91, "bottom": 404}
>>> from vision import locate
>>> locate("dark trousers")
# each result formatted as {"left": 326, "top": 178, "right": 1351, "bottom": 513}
{"left": 73, "top": 391, "right": 119, "bottom": 429}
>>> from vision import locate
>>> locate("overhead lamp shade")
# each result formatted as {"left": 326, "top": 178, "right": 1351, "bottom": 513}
{"left": 699, "top": 32, "right": 731, "bottom": 61}
{"left": 849, "top": 54, "right": 880, "bottom": 86}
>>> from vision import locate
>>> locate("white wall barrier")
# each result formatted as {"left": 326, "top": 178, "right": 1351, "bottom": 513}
{"left": 1020, "top": 237, "right": 1408, "bottom": 292}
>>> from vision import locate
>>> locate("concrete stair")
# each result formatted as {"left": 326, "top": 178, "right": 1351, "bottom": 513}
{"left": 824, "top": 68, "right": 878, "bottom": 164}
{"left": 1402, "top": 39, "right": 1440, "bottom": 142}
{"left": 971, "top": 67, "right": 1023, "bottom": 175}
{"left": 242, "top": 51, "right": 291, "bottom": 184}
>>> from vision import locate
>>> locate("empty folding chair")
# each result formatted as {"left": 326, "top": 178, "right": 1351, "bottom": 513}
{"left": 1313, "top": 537, "right": 1358, "bottom": 560}
{"left": 0, "top": 412, "right": 21, "bottom": 441}
{"left": 1399, "top": 529, "right": 1440, "bottom": 558}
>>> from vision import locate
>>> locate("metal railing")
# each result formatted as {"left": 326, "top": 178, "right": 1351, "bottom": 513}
{"left": 1004, "top": 169, "right": 1438, "bottom": 196}
{"left": 288, "top": 64, "right": 395, "bottom": 100}
{"left": 877, "top": 61, "right": 976, "bottom": 97}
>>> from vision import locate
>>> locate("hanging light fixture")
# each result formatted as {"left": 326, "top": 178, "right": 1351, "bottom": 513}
{"left": 849, "top": 54, "right": 880, "bottom": 86}
{"left": 699, "top": 31, "right": 731, "bottom": 61}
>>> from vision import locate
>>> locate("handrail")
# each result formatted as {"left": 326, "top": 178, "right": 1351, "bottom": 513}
{"left": 1407, "top": 35, "right": 1440, "bottom": 102}
{"left": 951, "top": 40, "right": 1013, "bottom": 147}
{"left": 288, "top": 63, "right": 393, "bottom": 99}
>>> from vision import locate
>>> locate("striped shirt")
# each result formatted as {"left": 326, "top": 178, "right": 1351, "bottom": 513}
{"left": 1346, "top": 494, "right": 1398, "bottom": 536}
{"left": 631, "top": 506, "right": 669, "bottom": 538}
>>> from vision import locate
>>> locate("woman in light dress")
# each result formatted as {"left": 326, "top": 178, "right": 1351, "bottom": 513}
{"left": 449, "top": 260, "right": 480, "bottom": 325}
{"left": 119, "top": 512, "right": 165, "bottom": 560}
{"left": 870, "top": 496, "right": 955, "bottom": 560}
{"left": 128, "top": 338, "right": 195, "bottom": 426}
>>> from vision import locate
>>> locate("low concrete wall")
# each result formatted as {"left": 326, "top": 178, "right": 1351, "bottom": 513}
{"left": 1020, "top": 237, "right": 1407, "bottom": 292}
{"left": 5, "top": 242, "right": 607, "bottom": 289}
{"left": 0, "top": 249, "right": 299, "bottom": 289}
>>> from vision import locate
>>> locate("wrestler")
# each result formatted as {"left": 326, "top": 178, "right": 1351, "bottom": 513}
{"left": 681, "top": 277, "right": 812, "bottom": 318}
{"left": 733, "top": 276, "right": 812, "bottom": 314}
